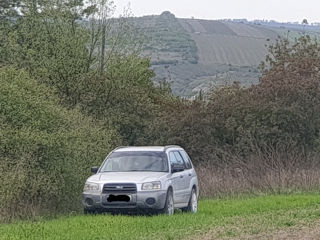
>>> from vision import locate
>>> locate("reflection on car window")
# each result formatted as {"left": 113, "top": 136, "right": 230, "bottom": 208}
{"left": 179, "top": 151, "right": 192, "bottom": 169}
{"left": 173, "top": 152, "right": 185, "bottom": 166}
{"left": 169, "top": 151, "right": 184, "bottom": 167}
{"left": 169, "top": 152, "right": 177, "bottom": 165}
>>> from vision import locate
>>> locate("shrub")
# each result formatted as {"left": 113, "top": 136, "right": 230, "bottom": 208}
{"left": 0, "top": 67, "right": 120, "bottom": 221}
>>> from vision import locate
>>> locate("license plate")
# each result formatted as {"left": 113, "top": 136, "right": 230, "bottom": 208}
{"left": 107, "top": 194, "right": 131, "bottom": 202}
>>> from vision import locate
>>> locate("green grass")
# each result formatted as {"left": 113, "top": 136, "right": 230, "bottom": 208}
{"left": 2, "top": 194, "right": 320, "bottom": 240}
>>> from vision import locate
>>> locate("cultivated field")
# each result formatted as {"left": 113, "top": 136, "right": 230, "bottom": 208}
{"left": 179, "top": 19, "right": 277, "bottom": 67}
{"left": 2, "top": 194, "right": 320, "bottom": 240}
{"left": 191, "top": 34, "right": 269, "bottom": 66}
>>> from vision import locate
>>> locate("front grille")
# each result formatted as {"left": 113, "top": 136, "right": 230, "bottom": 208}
{"left": 102, "top": 202, "right": 137, "bottom": 207}
{"left": 102, "top": 183, "right": 137, "bottom": 194}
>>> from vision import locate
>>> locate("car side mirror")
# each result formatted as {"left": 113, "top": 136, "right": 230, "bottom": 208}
{"left": 91, "top": 166, "right": 99, "bottom": 174}
{"left": 171, "top": 164, "right": 184, "bottom": 173}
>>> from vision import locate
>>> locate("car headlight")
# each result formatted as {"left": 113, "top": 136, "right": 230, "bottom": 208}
{"left": 141, "top": 181, "right": 161, "bottom": 191}
{"left": 83, "top": 182, "right": 100, "bottom": 193}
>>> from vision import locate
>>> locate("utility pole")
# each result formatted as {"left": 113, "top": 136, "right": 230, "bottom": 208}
{"left": 100, "top": 22, "right": 106, "bottom": 75}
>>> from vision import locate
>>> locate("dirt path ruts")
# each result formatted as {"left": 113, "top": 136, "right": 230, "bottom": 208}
{"left": 192, "top": 221, "right": 320, "bottom": 240}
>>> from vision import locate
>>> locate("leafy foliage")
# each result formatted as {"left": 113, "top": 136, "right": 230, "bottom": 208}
{"left": 1, "top": 1, "right": 91, "bottom": 105}
{"left": 0, "top": 67, "right": 120, "bottom": 221}
{"left": 78, "top": 55, "right": 158, "bottom": 145}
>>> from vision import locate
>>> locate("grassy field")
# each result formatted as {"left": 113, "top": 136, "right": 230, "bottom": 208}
{"left": 1, "top": 194, "right": 320, "bottom": 240}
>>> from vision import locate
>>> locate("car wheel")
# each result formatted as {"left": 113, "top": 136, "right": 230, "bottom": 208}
{"left": 84, "top": 208, "right": 101, "bottom": 215}
{"left": 162, "top": 189, "right": 174, "bottom": 215}
{"left": 182, "top": 188, "right": 198, "bottom": 213}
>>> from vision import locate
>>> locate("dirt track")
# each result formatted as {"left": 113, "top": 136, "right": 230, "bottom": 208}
{"left": 194, "top": 221, "right": 320, "bottom": 240}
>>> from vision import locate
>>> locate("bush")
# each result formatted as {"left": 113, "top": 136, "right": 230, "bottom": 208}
{"left": 0, "top": 67, "right": 120, "bottom": 221}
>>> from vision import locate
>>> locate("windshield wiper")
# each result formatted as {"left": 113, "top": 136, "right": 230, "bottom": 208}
{"left": 128, "top": 170, "right": 149, "bottom": 172}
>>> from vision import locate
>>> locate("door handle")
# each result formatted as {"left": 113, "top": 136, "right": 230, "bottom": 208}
{"left": 180, "top": 175, "right": 183, "bottom": 178}
{"left": 188, "top": 173, "right": 192, "bottom": 176}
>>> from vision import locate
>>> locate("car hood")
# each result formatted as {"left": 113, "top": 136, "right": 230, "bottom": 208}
{"left": 87, "top": 171, "right": 168, "bottom": 184}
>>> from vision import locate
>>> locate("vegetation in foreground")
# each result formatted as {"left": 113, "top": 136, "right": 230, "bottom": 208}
{"left": 1, "top": 194, "right": 320, "bottom": 240}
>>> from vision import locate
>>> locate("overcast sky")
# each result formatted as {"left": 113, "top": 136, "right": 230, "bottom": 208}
{"left": 114, "top": 0, "right": 319, "bottom": 23}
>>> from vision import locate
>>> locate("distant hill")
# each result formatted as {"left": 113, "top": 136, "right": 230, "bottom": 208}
{"left": 132, "top": 12, "right": 320, "bottom": 97}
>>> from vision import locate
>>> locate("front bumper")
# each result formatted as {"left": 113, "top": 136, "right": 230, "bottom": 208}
{"left": 83, "top": 190, "right": 167, "bottom": 211}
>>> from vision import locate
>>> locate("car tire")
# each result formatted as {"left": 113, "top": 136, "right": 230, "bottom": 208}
{"left": 84, "top": 209, "right": 94, "bottom": 215}
{"left": 182, "top": 188, "right": 198, "bottom": 213}
{"left": 161, "top": 189, "right": 174, "bottom": 215}
{"left": 84, "top": 208, "right": 100, "bottom": 215}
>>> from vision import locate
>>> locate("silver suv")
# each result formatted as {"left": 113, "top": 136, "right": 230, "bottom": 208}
{"left": 82, "top": 146, "right": 199, "bottom": 215}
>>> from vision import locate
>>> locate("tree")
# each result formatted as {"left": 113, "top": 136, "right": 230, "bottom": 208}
{"left": 302, "top": 19, "right": 309, "bottom": 33}
{"left": 1, "top": 0, "right": 171, "bottom": 146}
{"left": 1, "top": 0, "right": 143, "bottom": 105}
{"left": 1, "top": 0, "right": 91, "bottom": 104}
{"left": 0, "top": 0, "right": 21, "bottom": 18}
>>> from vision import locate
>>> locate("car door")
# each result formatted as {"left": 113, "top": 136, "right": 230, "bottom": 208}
{"left": 173, "top": 151, "right": 190, "bottom": 203}
{"left": 168, "top": 151, "right": 186, "bottom": 204}
{"left": 179, "top": 150, "right": 194, "bottom": 201}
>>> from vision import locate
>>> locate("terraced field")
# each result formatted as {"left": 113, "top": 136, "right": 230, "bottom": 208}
{"left": 223, "top": 22, "right": 279, "bottom": 39}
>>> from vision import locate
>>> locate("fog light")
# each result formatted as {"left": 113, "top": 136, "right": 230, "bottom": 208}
{"left": 85, "top": 198, "right": 94, "bottom": 206}
{"left": 146, "top": 198, "right": 156, "bottom": 205}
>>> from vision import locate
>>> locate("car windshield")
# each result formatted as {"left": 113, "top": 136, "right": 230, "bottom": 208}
{"left": 100, "top": 151, "right": 169, "bottom": 172}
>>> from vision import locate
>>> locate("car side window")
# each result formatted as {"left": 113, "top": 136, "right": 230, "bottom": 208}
{"left": 179, "top": 150, "right": 192, "bottom": 169}
{"left": 173, "top": 152, "right": 186, "bottom": 168}
{"left": 169, "top": 151, "right": 184, "bottom": 168}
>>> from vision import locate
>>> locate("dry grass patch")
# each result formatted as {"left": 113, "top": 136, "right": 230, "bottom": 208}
{"left": 190, "top": 208, "right": 320, "bottom": 240}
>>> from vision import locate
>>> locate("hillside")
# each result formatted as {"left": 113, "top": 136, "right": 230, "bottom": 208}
{"left": 133, "top": 12, "right": 320, "bottom": 96}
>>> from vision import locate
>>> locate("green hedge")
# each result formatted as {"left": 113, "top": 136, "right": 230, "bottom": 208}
{"left": 0, "top": 67, "right": 120, "bottom": 221}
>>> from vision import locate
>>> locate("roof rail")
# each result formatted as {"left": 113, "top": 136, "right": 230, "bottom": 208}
{"left": 164, "top": 145, "right": 182, "bottom": 151}
{"left": 112, "top": 146, "right": 127, "bottom": 152}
